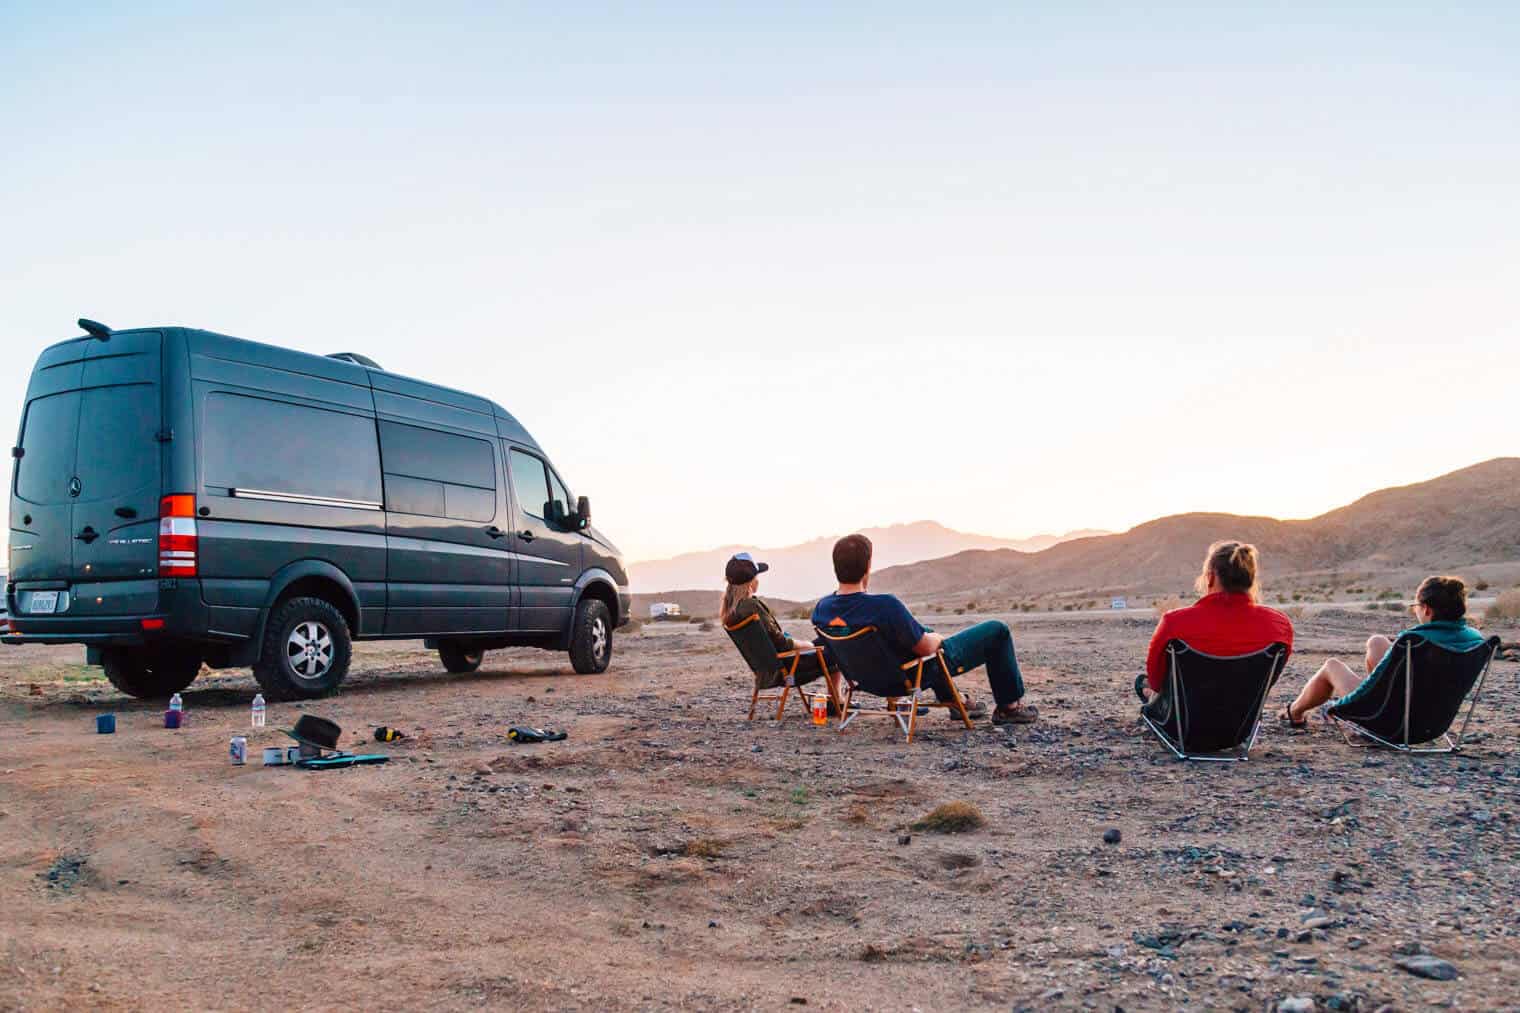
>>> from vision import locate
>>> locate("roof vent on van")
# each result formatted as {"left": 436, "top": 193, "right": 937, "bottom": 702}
{"left": 77, "top": 318, "right": 112, "bottom": 341}
{"left": 326, "top": 352, "right": 384, "bottom": 369}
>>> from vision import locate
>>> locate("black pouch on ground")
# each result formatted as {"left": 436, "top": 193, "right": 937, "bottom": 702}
{"left": 507, "top": 726, "right": 568, "bottom": 743}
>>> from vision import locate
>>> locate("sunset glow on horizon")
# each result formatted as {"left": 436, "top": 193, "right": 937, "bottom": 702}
{"left": 4, "top": 5, "right": 1517, "bottom": 562}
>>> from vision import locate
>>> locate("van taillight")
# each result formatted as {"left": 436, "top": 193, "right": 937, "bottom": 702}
{"left": 158, "top": 494, "right": 198, "bottom": 577}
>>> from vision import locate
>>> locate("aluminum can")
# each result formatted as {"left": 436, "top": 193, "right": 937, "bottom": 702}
{"left": 229, "top": 736, "right": 248, "bottom": 765}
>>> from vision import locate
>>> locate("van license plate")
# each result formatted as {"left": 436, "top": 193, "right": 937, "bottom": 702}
{"left": 29, "top": 592, "right": 59, "bottom": 614}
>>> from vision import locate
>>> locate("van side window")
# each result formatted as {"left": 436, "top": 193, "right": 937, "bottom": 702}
{"left": 203, "top": 393, "right": 383, "bottom": 506}
{"left": 379, "top": 422, "right": 496, "bottom": 522}
{"left": 508, "top": 449, "right": 551, "bottom": 522}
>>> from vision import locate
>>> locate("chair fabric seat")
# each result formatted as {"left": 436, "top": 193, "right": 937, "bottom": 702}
{"left": 1142, "top": 639, "right": 1287, "bottom": 761}
{"left": 1327, "top": 633, "right": 1500, "bottom": 749}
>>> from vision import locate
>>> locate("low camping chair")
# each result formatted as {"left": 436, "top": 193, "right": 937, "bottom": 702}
{"left": 1141, "top": 639, "right": 1287, "bottom": 762}
{"left": 812, "top": 625, "right": 973, "bottom": 743}
{"left": 724, "top": 613, "right": 839, "bottom": 721}
{"left": 1326, "top": 633, "right": 1500, "bottom": 754}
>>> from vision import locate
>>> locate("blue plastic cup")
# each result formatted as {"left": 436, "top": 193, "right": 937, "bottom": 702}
{"left": 97, "top": 714, "right": 116, "bottom": 734}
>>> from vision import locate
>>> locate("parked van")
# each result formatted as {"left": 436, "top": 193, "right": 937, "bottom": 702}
{"left": 4, "top": 320, "right": 630, "bottom": 699}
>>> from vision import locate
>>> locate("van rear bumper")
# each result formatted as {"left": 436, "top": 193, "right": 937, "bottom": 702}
{"left": 2, "top": 584, "right": 212, "bottom": 648}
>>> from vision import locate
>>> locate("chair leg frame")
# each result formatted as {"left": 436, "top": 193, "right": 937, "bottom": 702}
{"left": 835, "top": 653, "right": 970, "bottom": 744}
{"left": 748, "top": 651, "right": 845, "bottom": 724}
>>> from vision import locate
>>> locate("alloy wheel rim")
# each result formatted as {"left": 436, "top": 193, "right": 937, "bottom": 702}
{"left": 591, "top": 617, "right": 608, "bottom": 661}
{"left": 287, "top": 620, "right": 334, "bottom": 680}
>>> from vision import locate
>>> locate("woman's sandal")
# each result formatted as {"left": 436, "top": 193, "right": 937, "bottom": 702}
{"left": 1278, "top": 705, "right": 1308, "bottom": 729}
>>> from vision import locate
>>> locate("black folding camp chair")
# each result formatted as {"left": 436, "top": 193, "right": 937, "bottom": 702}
{"left": 724, "top": 613, "right": 839, "bottom": 722}
{"left": 1326, "top": 633, "right": 1501, "bottom": 753}
{"left": 1140, "top": 639, "right": 1287, "bottom": 762}
{"left": 813, "top": 625, "right": 972, "bottom": 743}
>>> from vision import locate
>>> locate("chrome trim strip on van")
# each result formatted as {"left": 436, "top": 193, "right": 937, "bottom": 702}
{"left": 229, "top": 488, "right": 383, "bottom": 511}
{"left": 509, "top": 551, "right": 569, "bottom": 567}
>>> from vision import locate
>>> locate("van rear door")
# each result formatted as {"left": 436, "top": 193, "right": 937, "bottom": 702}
{"left": 9, "top": 342, "right": 85, "bottom": 586}
{"left": 70, "top": 330, "right": 164, "bottom": 587}
{"left": 8, "top": 331, "right": 162, "bottom": 612}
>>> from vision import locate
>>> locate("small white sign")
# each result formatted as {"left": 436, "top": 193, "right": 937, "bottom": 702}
{"left": 1110, "top": 596, "right": 1127, "bottom": 610}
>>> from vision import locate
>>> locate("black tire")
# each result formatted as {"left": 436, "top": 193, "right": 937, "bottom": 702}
{"left": 252, "top": 596, "right": 353, "bottom": 700}
{"left": 101, "top": 645, "right": 202, "bottom": 699}
{"left": 438, "top": 642, "right": 484, "bottom": 674}
{"left": 569, "top": 598, "right": 612, "bottom": 674}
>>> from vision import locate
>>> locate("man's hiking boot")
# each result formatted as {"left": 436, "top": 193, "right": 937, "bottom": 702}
{"left": 992, "top": 702, "right": 1038, "bottom": 725}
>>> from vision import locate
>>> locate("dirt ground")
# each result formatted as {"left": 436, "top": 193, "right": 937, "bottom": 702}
{"left": 2, "top": 608, "right": 1517, "bottom": 1012}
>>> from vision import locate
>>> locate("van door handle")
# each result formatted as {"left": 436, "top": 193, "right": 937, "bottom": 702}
{"left": 76, "top": 526, "right": 99, "bottom": 544}
{"left": 517, "top": 530, "right": 535, "bottom": 542}
{"left": 115, "top": 507, "right": 138, "bottom": 519}
{"left": 485, "top": 526, "right": 505, "bottom": 539}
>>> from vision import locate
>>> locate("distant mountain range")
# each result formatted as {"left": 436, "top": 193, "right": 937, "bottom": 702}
{"left": 629, "top": 521, "right": 1108, "bottom": 600}
{"left": 871, "top": 458, "right": 1520, "bottom": 603}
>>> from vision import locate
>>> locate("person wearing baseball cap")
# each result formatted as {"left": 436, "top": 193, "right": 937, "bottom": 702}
{"left": 720, "top": 553, "right": 840, "bottom": 702}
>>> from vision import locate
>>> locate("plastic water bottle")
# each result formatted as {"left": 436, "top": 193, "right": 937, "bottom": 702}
{"left": 169, "top": 692, "right": 183, "bottom": 713}
{"left": 251, "top": 693, "right": 266, "bottom": 728}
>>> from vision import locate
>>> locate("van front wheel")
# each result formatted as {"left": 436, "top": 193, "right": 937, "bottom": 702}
{"left": 569, "top": 599, "right": 612, "bottom": 674}
{"left": 438, "top": 642, "right": 484, "bottom": 673}
{"left": 253, "top": 597, "right": 353, "bottom": 700}
{"left": 101, "top": 646, "right": 202, "bottom": 699}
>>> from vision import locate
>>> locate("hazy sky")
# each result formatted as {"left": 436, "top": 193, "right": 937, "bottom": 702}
{"left": 4, "top": 3, "right": 1517, "bottom": 562}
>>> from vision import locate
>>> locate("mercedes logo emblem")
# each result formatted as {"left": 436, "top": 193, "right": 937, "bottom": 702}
{"left": 68, "top": 476, "right": 82, "bottom": 498}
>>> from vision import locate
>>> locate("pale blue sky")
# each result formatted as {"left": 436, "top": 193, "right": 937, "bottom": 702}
{"left": 4, "top": 4, "right": 1518, "bottom": 562}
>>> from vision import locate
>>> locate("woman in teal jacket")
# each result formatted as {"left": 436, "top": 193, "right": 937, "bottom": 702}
{"left": 1283, "top": 575, "right": 1486, "bottom": 725}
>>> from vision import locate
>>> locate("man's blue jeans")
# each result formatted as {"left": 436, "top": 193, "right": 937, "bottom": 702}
{"left": 928, "top": 620, "right": 1027, "bottom": 708}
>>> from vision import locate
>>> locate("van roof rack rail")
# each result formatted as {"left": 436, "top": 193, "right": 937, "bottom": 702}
{"left": 326, "top": 352, "right": 383, "bottom": 369}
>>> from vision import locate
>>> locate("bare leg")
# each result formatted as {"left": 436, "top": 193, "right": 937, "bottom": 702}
{"left": 1288, "top": 658, "right": 1363, "bottom": 722}
{"left": 1364, "top": 635, "right": 1393, "bottom": 674}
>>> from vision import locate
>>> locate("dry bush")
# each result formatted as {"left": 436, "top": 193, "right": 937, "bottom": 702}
{"left": 1281, "top": 605, "right": 1307, "bottom": 621}
{"left": 1485, "top": 590, "right": 1520, "bottom": 624}
{"left": 910, "top": 801, "right": 986, "bottom": 834}
{"left": 1153, "top": 595, "right": 1190, "bottom": 613}
{"left": 683, "top": 837, "right": 729, "bottom": 859}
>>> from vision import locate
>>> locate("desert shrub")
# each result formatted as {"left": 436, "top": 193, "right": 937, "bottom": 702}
{"left": 910, "top": 801, "right": 986, "bottom": 834}
{"left": 953, "top": 608, "right": 965, "bottom": 615}
{"left": 1474, "top": 579, "right": 1490, "bottom": 591}
{"left": 697, "top": 620, "right": 715, "bottom": 632}
{"left": 1485, "top": 590, "right": 1520, "bottom": 623}
{"left": 965, "top": 600, "right": 978, "bottom": 612}
{"left": 1281, "top": 605, "right": 1306, "bottom": 621}
{"left": 1153, "top": 595, "right": 1190, "bottom": 613}
{"left": 1364, "top": 602, "right": 1379, "bottom": 612}
{"left": 1383, "top": 602, "right": 1404, "bottom": 612}
{"left": 683, "top": 837, "right": 728, "bottom": 858}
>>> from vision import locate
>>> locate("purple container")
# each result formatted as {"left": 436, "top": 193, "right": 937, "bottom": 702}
{"left": 164, "top": 708, "right": 184, "bottom": 729}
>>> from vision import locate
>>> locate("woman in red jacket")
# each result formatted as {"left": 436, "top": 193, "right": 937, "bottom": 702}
{"left": 1137, "top": 540, "right": 1295, "bottom": 703}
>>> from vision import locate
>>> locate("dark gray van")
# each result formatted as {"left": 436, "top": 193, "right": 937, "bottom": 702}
{"left": 4, "top": 320, "right": 630, "bottom": 699}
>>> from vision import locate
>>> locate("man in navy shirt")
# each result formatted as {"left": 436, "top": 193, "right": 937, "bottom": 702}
{"left": 812, "top": 533, "right": 1039, "bottom": 724}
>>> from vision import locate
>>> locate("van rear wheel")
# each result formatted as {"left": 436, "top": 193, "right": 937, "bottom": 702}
{"left": 438, "top": 642, "right": 484, "bottom": 673}
{"left": 569, "top": 599, "right": 612, "bottom": 674}
{"left": 101, "top": 646, "right": 202, "bottom": 699}
{"left": 253, "top": 596, "right": 352, "bottom": 700}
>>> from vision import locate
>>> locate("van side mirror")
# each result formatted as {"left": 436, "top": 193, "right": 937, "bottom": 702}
{"left": 576, "top": 496, "right": 591, "bottom": 529}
